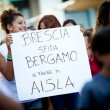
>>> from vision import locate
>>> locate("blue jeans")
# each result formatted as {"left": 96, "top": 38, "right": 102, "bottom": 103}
{"left": 50, "top": 92, "right": 80, "bottom": 110}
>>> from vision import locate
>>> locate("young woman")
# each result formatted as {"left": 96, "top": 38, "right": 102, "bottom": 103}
{"left": 38, "top": 15, "right": 80, "bottom": 110}
{"left": 0, "top": 9, "right": 42, "bottom": 110}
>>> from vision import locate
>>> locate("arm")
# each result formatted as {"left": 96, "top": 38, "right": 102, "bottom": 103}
{"left": 0, "top": 34, "right": 14, "bottom": 81}
{"left": 0, "top": 53, "right": 14, "bottom": 81}
{"left": 0, "top": 92, "right": 23, "bottom": 110}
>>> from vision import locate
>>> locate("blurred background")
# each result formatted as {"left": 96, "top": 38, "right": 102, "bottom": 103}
{"left": 0, "top": 0, "right": 107, "bottom": 42}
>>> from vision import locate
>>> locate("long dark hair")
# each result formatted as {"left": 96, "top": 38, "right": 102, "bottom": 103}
{"left": 94, "top": 1, "right": 110, "bottom": 34}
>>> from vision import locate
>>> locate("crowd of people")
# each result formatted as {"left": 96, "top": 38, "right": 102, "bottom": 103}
{"left": 0, "top": 1, "right": 110, "bottom": 110}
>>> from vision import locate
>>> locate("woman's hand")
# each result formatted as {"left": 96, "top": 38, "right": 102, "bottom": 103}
{"left": 6, "top": 34, "right": 13, "bottom": 52}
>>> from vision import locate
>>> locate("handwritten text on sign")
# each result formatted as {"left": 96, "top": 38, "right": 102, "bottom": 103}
{"left": 11, "top": 26, "right": 92, "bottom": 101}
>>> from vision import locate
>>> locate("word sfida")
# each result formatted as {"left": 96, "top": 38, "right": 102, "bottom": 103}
{"left": 38, "top": 45, "right": 58, "bottom": 53}
{"left": 21, "top": 28, "right": 70, "bottom": 46}
{"left": 25, "top": 51, "right": 77, "bottom": 68}
{"left": 31, "top": 76, "right": 74, "bottom": 94}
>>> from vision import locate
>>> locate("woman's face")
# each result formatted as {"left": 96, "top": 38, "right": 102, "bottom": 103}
{"left": 9, "top": 16, "right": 27, "bottom": 33}
{"left": 39, "top": 22, "right": 46, "bottom": 29}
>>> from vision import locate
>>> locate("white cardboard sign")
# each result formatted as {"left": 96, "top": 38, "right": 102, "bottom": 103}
{"left": 11, "top": 26, "right": 92, "bottom": 101}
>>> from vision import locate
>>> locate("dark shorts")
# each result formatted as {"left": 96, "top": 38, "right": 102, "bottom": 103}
{"left": 50, "top": 92, "right": 80, "bottom": 110}
{"left": 22, "top": 99, "right": 42, "bottom": 110}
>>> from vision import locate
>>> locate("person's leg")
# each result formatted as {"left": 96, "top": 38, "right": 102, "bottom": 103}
{"left": 65, "top": 92, "right": 80, "bottom": 110}
{"left": 31, "top": 108, "right": 41, "bottom": 110}
{"left": 50, "top": 95, "right": 65, "bottom": 110}
{"left": 42, "top": 98, "right": 48, "bottom": 110}
{"left": 48, "top": 97, "right": 54, "bottom": 110}
{"left": 41, "top": 97, "right": 54, "bottom": 110}
{"left": 22, "top": 99, "right": 42, "bottom": 110}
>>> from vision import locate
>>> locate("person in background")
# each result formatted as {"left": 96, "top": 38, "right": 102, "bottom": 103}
{"left": 38, "top": 15, "right": 80, "bottom": 110}
{"left": 83, "top": 30, "right": 100, "bottom": 76}
{"left": 0, "top": 92, "right": 23, "bottom": 110}
{"left": 63, "top": 19, "right": 86, "bottom": 34}
{"left": 0, "top": 9, "right": 42, "bottom": 110}
{"left": 63, "top": 19, "right": 97, "bottom": 76}
{"left": 93, "top": 1, "right": 110, "bottom": 34}
{"left": 63, "top": 19, "right": 77, "bottom": 26}
{"left": 38, "top": 15, "right": 59, "bottom": 110}
{"left": 27, "top": 25, "right": 36, "bottom": 31}
{"left": 79, "top": 28, "right": 110, "bottom": 110}
{"left": 38, "top": 15, "right": 61, "bottom": 29}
